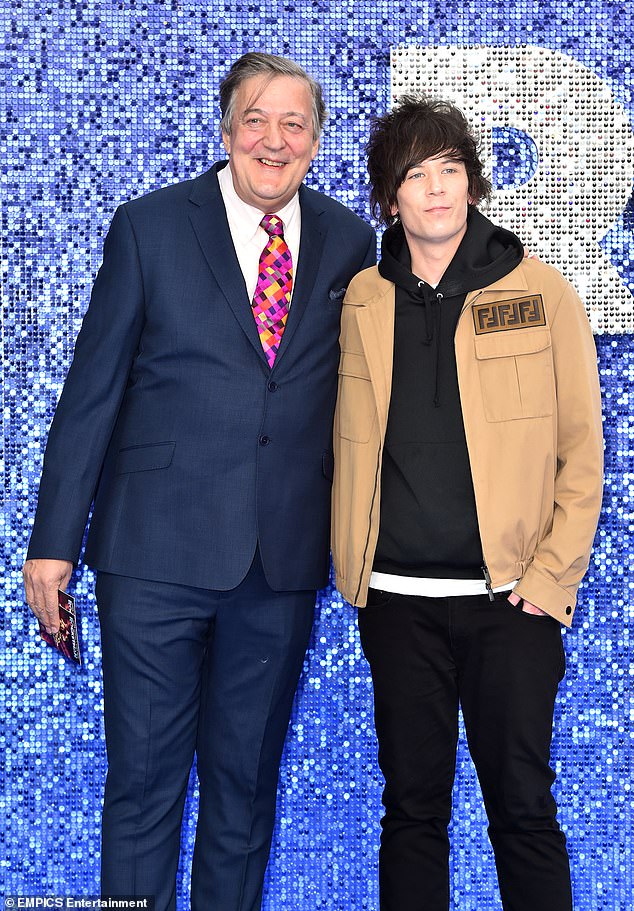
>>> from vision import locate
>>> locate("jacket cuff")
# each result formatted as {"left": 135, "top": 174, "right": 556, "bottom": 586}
{"left": 514, "top": 564, "right": 577, "bottom": 626}
{"left": 25, "top": 542, "right": 79, "bottom": 566}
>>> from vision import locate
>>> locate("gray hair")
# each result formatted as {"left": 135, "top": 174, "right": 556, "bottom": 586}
{"left": 220, "top": 52, "right": 327, "bottom": 141}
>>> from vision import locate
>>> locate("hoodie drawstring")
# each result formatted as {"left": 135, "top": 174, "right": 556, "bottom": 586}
{"left": 433, "top": 293, "right": 443, "bottom": 407}
{"left": 418, "top": 282, "right": 443, "bottom": 407}
{"left": 419, "top": 281, "right": 434, "bottom": 344}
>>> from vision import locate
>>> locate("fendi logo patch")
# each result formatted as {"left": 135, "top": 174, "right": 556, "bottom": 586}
{"left": 473, "top": 295, "right": 546, "bottom": 334}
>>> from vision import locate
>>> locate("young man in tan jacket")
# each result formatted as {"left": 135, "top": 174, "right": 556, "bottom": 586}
{"left": 332, "top": 98, "right": 603, "bottom": 911}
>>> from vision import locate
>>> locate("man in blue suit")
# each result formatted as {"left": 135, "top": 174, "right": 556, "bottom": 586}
{"left": 23, "top": 52, "right": 375, "bottom": 911}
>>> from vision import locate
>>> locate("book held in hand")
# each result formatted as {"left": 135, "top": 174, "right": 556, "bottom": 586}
{"left": 39, "top": 590, "right": 82, "bottom": 666}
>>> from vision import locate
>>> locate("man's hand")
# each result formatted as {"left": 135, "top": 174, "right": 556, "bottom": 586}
{"left": 507, "top": 590, "right": 548, "bottom": 616}
{"left": 23, "top": 559, "right": 74, "bottom": 634}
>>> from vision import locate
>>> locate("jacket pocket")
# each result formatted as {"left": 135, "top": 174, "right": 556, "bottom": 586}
{"left": 504, "top": 597, "right": 557, "bottom": 621}
{"left": 336, "top": 350, "right": 376, "bottom": 443}
{"left": 474, "top": 329, "right": 554, "bottom": 422}
{"left": 115, "top": 441, "right": 176, "bottom": 474}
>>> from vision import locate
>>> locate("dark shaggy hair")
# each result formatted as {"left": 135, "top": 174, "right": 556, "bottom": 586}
{"left": 367, "top": 96, "right": 492, "bottom": 226}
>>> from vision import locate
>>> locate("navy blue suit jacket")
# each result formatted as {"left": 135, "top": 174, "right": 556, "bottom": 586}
{"left": 27, "top": 163, "right": 376, "bottom": 591}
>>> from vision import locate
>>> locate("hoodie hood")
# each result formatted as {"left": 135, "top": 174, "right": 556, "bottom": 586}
{"left": 377, "top": 208, "right": 524, "bottom": 407}
{"left": 378, "top": 207, "right": 524, "bottom": 298}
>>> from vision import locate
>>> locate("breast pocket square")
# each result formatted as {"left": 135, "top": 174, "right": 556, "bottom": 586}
{"left": 328, "top": 287, "right": 347, "bottom": 302}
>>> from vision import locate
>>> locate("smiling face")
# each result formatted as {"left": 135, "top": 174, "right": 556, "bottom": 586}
{"left": 393, "top": 153, "right": 473, "bottom": 255}
{"left": 222, "top": 74, "right": 319, "bottom": 213}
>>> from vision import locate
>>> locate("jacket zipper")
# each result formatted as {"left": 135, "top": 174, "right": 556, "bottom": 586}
{"left": 481, "top": 562, "right": 495, "bottom": 601}
{"left": 460, "top": 288, "right": 494, "bottom": 602}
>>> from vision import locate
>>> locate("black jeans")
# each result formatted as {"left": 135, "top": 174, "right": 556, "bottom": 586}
{"left": 358, "top": 588, "right": 572, "bottom": 911}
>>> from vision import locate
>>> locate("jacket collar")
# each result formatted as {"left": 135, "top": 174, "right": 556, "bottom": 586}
{"left": 275, "top": 183, "right": 326, "bottom": 368}
{"left": 349, "top": 259, "right": 530, "bottom": 310}
{"left": 467, "top": 260, "right": 530, "bottom": 297}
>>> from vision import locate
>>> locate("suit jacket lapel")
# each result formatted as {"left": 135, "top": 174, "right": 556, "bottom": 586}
{"left": 188, "top": 164, "right": 268, "bottom": 365}
{"left": 271, "top": 185, "right": 326, "bottom": 369}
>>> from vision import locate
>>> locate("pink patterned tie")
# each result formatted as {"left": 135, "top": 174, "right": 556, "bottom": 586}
{"left": 251, "top": 214, "right": 293, "bottom": 368}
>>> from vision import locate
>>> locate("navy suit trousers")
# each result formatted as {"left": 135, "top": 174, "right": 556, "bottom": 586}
{"left": 96, "top": 551, "right": 315, "bottom": 911}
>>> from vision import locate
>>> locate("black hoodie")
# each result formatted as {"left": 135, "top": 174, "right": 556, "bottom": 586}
{"left": 373, "top": 208, "right": 524, "bottom": 580}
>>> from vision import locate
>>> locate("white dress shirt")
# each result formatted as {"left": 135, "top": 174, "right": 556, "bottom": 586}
{"left": 218, "top": 163, "right": 301, "bottom": 305}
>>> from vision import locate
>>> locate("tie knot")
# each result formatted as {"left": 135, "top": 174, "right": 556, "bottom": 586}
{"left": 261, "top": 214, "right": 284, "bottom": 237}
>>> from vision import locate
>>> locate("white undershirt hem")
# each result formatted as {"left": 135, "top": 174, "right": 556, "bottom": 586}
{"left": 369, "top": 571, "right": 518, "bottom": 598}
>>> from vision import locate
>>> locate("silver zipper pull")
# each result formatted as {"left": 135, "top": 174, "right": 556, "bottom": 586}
{"left": 482, "top": 563, "right": 495, "bottom": 601}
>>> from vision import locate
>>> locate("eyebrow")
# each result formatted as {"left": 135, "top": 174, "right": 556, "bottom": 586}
{"left": 242, "top": 107, "right": 308, "bottom": 121}
{"left": 409, "top": 156, "right": 462, "bottom": 168}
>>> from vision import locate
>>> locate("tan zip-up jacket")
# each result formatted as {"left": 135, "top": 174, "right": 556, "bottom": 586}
{"left": 331, "top": 257, "right": 603, "bottom": 626}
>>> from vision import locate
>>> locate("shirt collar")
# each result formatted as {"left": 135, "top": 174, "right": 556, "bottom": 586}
{"left": 218, "top": 161, "right": 300, "bottom": 245}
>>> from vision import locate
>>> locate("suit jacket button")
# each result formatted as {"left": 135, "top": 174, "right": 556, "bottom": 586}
{"left": 565, "top": 606, "right": 572, "bottom": 615}
{"left": 259, "top": 435, "right": 270, "bottom": 446}
{"left": 268, "top": 381, "right": 278, "bottom": 392}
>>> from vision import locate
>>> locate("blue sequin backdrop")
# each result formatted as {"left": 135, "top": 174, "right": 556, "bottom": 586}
{"left": 2, "top": 2, "right": 633, "bottom": 909}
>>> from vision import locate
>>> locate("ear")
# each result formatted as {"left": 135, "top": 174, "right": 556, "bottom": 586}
{"left": 311, "top": 137, "right": 320, "bottom": 161}
{"left": 222, "top": 129, "right": 231, "bottom": 155}
{"left": 389, "top": 188, "right": 400, "bottom": 219}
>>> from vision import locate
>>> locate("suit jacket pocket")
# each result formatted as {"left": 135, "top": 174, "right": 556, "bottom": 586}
{"left": 328, "top": 287, "right": 347, "bottom": 307}
{"left": 115, "top": 441, "right": 176, "bottom": 474}
{"left": 474, "top": 329, "right": 554, "bottom": 422}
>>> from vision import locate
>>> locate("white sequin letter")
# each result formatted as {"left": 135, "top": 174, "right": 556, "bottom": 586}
{"left": 391, "top": 46, "right": 634, "bottom": 333}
